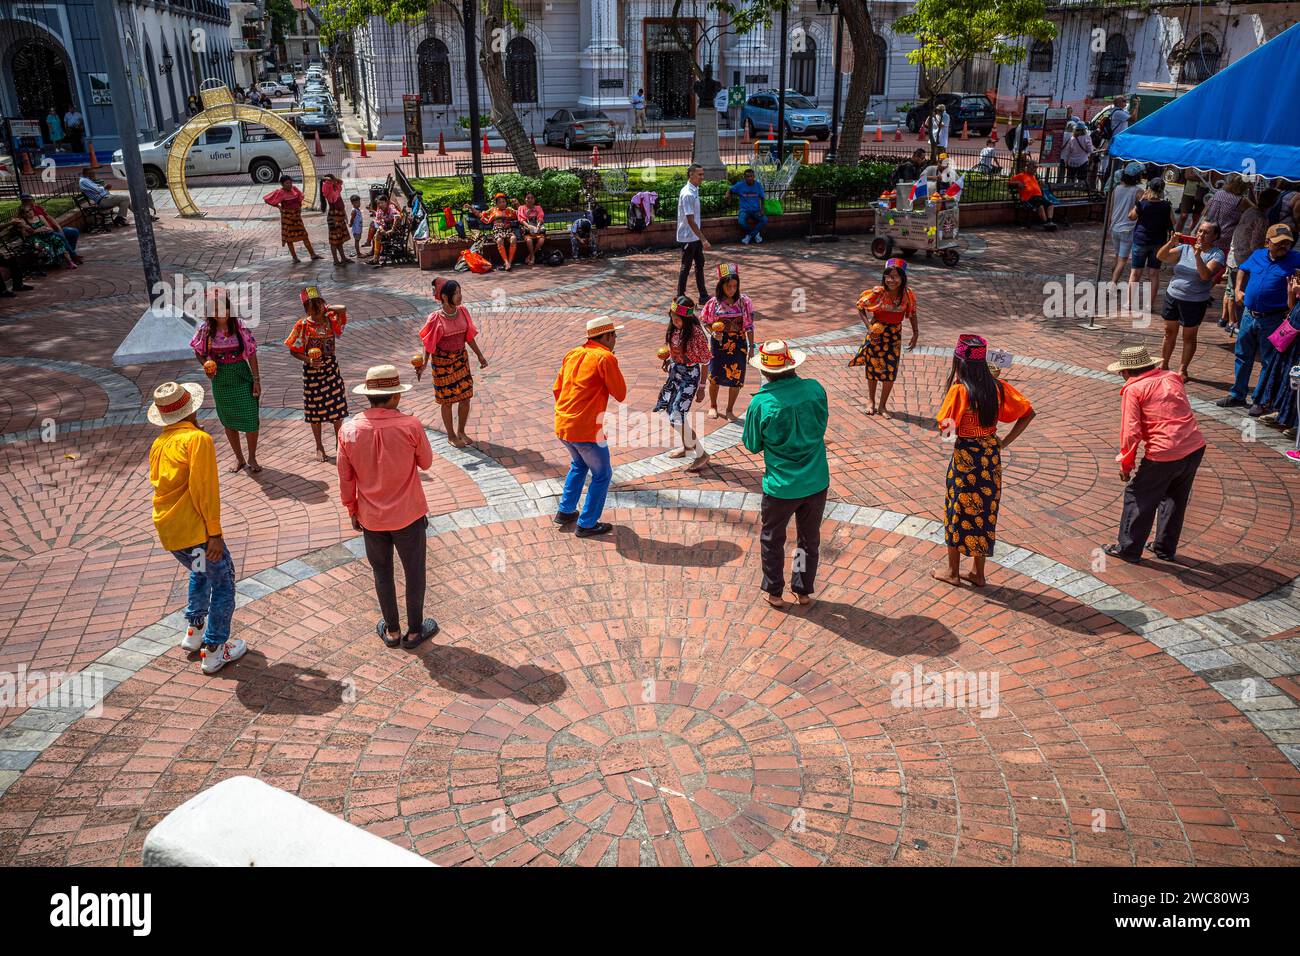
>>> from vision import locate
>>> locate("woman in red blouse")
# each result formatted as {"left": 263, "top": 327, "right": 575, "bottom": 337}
{"left": 264, "top": 175, "right": 321, "bottom": 263}
{"left": 415, "top": 278, "right": 489, "bottom": 447}
{"left": 653, "top": 296, "right": 713, "bottom": 471}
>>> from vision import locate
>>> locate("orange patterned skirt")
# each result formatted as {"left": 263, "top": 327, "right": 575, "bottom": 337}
{"left": 431, "top": 348, "right": 473, "bottom": 405}
{"left": 944, "top": 435, "right": 1001, "bottom": 556}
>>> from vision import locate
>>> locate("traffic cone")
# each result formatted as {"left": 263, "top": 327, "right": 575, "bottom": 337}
{"left": 482, "top": 132, "right": 491, "bottom": 155}
{"left": 767, "top": 122, "right": 775, "bottom": 141}
{"left": 86, "top": 140, "right": 98, "bottom": 171}
{"left": 874, "top": 125, "right": 883, "bottom": 142}
{"left": 893, "top": 126, "right": 903, "bottom": 142}
{"left": 315, "top": 130, "right": 325, "bottom": 157}
{"left": 961, "top": 121, "right": 970, "bottom": 141}
{"left": 437, "top": 130, "right": 446, "bottom": 156}
{"left": 591, "top": 144, "right": 600, "bottom": 167}
{"left": 658, "top": 129, "right": 667, "bottom": 148}
{"left": 359, "top": 138, "right": 368, "bottom": 158}
{"left": 916, "top": 125, "right": 926, "bottom": 143}
{"left": 401, "top": 136, "right": 408, "bottom": 157}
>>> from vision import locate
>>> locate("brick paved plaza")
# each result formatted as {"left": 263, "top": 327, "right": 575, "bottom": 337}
{"left": 1, "top": 192, "right": 1299, "bottom": 868}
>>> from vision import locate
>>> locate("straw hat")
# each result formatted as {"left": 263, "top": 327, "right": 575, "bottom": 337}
{"left": 749, "top": 339, "right": 807, "bottom": 372}
{"left": 1266, "top": 223, "right": 1294, "bottom": 244}
{"left": 147, "top": 381, "right": 204, "bottom": 426}
{"left": 1107, "top": 345, "right": 1157, "bottom": 374}
{"left": 585, "top": 316, "right": 625, "bottom": 337}
{"left": 352, "top": 363, "right": 414, "bottom": 395}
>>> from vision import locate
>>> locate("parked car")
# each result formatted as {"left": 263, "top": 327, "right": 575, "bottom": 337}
{"left": 279, "top": 72, "right": 295, "bottom": 87}
{"left": 256, "top": 79, "right": 290, "bottom": 98}
{"left": 112, "top": 121, "right": 302, "bottom": 188}
{"left": 741, "top": 91, "right": 830, "bottom": 140}
{"left": 296, "top": 105, "right": 339, "bottom": 137}
{"left": 543, "top": 109, "right": 615, "bottom": 150}
{"left": 905, "top": 93, "right": 995, "bottom": 137}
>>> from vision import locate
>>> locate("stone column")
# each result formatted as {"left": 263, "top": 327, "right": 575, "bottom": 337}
{"left": 579, "top": 0, "right": 631, "bottom": 125}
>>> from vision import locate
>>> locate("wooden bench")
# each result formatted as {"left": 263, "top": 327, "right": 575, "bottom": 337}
{"left": 1010, "top": 179, "right": 1102, "bottom": 228}
{"left": 453, "top": 156, "right": 516, "bottom": 180}
{"left": 73, "top": 192, "right": 116, "bottom": 234}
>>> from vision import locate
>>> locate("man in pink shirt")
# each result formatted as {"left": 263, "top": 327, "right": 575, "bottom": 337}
{"left": 1103, "top": 346, "right": 1207, "bottom": 563}
{"left": 338, "top": 364, "right": 438, "bottom": 648}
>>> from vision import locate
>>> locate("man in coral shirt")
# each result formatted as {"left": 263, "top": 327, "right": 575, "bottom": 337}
{"left": 553, "top": 316, "right": 627, "bottom": 537}
{"left": 338, "top": 364, "right": 438, "bottom": 649}
{"left": 1103, "top": 346, "right": 1207, "bottom": 563}
{"left": 147, "top": 381, "right": 248, "bottom": 674}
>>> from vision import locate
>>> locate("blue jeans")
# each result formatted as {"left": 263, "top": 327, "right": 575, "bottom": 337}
{"left": 61, "top": 226, "right": 79, "bottom": 254}
{"left": 1230, "top": 309, "right": 1286, "bottom": 402}
{"left": 558, "top": 440, "right": 612, "bottom": 529}
{"left": 739, "top": 210, "right": 767, "bottom": 240}
{"left": 170, "top": 542, "right": 236, "bottom": 645}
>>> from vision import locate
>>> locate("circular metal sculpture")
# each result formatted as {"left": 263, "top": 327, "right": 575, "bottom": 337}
{"left": 166, "top": 79, "right": 317, "bottom": 218}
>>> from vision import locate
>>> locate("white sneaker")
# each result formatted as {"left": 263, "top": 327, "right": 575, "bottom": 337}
{"left": 201, "top": 639, "right": 247, "bottom": 675}
{"left": 740, "top": 234, "right": 751, "bottom": 244}
{"left": 181, "top": 622, "right": 204, "bottom": 652}
{"left": 754, "top": 234, "right": 763, "bottom": 244}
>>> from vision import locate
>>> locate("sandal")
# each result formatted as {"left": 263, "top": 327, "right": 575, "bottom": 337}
{"left": 376, "top": 619, "right": 401, "bottom": 649}
{"left": 401, "top": 618, "right": 439, "bottom": 649}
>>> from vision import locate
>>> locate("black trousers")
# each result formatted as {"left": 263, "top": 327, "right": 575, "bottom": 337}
{"left": 677, "top": 240, "right": 707, "bottom": 302}
{"left": 1116, "top": 445, "right": 1205, "bottom": 558}
{"left": 363, "top": 515, "right": 428, "bottom": 634}
{"left": 760, "top": 488, "right": 828, "bottom": 596}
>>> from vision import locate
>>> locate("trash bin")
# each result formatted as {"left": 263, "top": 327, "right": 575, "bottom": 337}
{"left": 810, "top": 192, "right": 837, "bottom": 240}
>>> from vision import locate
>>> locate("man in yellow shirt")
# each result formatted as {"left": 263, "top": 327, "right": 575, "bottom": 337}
{"left": 147, "top": 381, "right": 247, "bottom": 674}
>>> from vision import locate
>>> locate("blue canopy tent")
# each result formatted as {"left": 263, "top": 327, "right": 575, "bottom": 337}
{"left": 1109, "top": 22, "right": 1300, "bottom": 178}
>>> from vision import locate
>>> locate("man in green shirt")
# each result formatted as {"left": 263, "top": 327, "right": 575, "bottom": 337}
{"left": 742, "top": 341, "right": 829, "bottom": 609}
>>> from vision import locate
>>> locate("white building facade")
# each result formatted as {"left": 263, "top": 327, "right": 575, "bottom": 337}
{"left": 228, "top": 0, "right": 270, "bottom": 89}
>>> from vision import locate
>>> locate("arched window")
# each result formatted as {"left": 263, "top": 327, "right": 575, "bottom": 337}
{"left": 506, "top": 36, "right": 537, "bottom": 104}
{"left": 872, "top": 33, "right": 887, "bottom": 95}
{"left": 1179, "top": 33, "right": 1221, "bottom": 82}
{"left": 790, "top": 30, "right": 816, "bottom": 97}
{"left": 1029, "top": 39, "right": 1053, "bottom": 73}
{"left": 417, "top": 37, "right": 452, "bottom": 104}
{"left": 1095, "top": 33, "right": 1128, "bottom": 97}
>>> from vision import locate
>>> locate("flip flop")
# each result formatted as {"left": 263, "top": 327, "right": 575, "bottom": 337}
{"left": 401, "top": 618, "right": 439, "bottom": 650}
{"left": 376, "top": 620, "right": 401, "bottom": 649}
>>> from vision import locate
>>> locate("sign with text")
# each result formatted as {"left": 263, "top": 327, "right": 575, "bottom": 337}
{"left": 402, "top": 94, "right": 423, "bottom": 155}
{"left": 89, "top": 73, "right": 112, "bottom": 106}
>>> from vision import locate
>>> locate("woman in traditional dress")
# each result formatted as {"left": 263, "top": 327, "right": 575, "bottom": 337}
{"left": 192, "top": 287, "right": 261, "bottom": 473}
{"left": 321, "top": 174, "right": 350, "bottom": 265}
{"left": 654, "top": 296, "right": 712, "bottom": 471}
{"left": 264, "top": 175, "right": 321, "bottom": 263}
{"left": 850, "top": 258, "right": 918, "bottom": 417}
{"left": 701, "top": 263, "right": 755, "bottom": 420}
{"left": 482, "top": 192, "right": 519, "bottom": 271}
{"left": 284, "top": 286, "right": 348, "bottom": 460}
{"left": 933, "top": 334, "right": 1035, "bottom": 588}
{"left": 415, "top": 278, "right": 488, "bottom": 447}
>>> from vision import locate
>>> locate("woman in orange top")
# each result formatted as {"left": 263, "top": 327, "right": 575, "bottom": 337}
{"left": 284, "top": 286, "right": 349, "bottom": 461}
{"left": 850, "top": 258, "right": 918, "bottom": 417}
{"left": 933, "top": 334, "right": 1035, "bottom": 587}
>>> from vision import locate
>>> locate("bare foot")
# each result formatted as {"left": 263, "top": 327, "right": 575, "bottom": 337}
{"left": 725, "top": 409, "right": 738, "bottom": 421}
{"left": 795, "top": 593, "right": 813, "bottom": 606}
{"left": 457, "top": 433, "right": 473, "bottom": 446}
{"left": 931, "top": 568, "right": 962, "bottom": 586}
{"left": 685, "top": 451, "right": 710, "bottom": 472}
{"left": 448, "top": 435, "right": 468, "bottom": 448}
{"left": 764, "top": 593, "right": 788, "bottom": 610}
{"left": 667, "top": 447, "right": 689, "bottom": 459}
{"left": 248, "top": 460, "right": 263, "bottom": 474}
{"left": 229, "top": 460, "right": 246, "bottom": 474}
{"left": 878, "top": 408, "right": 892, "bottom": 420}
{"left": 959, "top": 571, "right": 986, "bottom": 587}
{"left": 707, "top": 407, "right": 719, "bottom": 419}
{"left": 315, "top": 447, "right": 328, "bottom": 462}
{"left": 866, "top": 405, "right": 878, "bottom": 416}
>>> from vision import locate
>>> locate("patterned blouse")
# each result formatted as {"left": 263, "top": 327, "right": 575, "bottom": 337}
{"left": 700, "top": 293, "right": 754, "bottom": 334}
{"left": 191, "top": 320, "right": 258, "bottom": 364}
{"left": 857, "top": 286, "right": 917, "bottom": 326}
{"left": 284, "top": 309, "right": 346, "bottom": 358}
{"left": 263, "top": 187, "right": 304, "bottom": 211}
{"left": 419, "top": 306, "right": 478, "bottom": 354}
{"left": 937, "top": 380, "right": 1033, "bottom": 438}
{"left": 669, "top": 324, "right": 712, "bottom": 366}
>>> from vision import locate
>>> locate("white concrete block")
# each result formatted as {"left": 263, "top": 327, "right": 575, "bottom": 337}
{"left": 143, "top": 776, "right": 434, "bottom": 867}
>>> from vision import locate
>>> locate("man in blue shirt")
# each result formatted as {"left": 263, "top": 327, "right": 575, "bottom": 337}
{"left": 631, "top": 88, "right": 647, "bottom": 133}
{"left": 1218, "top": 224, "right": 1300, "bottom": 410}
{"left": 729, "top": 168, "right": 767, "bottom": 245}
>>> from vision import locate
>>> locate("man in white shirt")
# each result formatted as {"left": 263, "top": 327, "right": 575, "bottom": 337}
{"left": 676, "top": 163, "right": 710, "bottom": 302}
{"left": 631, "top": 88, "right": 647, "bottom": 133}
{"left": 63, "top": 107, "right": 84, "bottom": 151}
{"left": 927, "top": 104, "right": 950, "bottom": 150}
{"left": 1060, "top": 126, "right": 1094, "bottom": 184}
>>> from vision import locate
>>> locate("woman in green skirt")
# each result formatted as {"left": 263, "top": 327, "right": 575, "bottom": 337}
{"left": 191, "top": 288, "right": 262, "bottom": 473}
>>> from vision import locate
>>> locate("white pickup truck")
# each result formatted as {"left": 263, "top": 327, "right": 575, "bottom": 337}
{"left": 111, "top": 121, "right": 303, "bottom": 189}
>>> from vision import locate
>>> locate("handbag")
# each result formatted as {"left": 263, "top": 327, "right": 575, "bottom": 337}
{"left": 1267, "top": 312, "right": 1300, "bottom": 353}
{"left": 763, "top": 198, "right": 783, "bottom": 216}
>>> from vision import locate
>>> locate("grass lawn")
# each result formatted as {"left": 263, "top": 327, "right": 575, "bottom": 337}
{"left": 0, "top": 197, "right": 77, "bottom": 220}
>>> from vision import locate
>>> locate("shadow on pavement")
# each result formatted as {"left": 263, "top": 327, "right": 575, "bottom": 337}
{"left": 417, "top": 644, "right": 567, "bottom": 704}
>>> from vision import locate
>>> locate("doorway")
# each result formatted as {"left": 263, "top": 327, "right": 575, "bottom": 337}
{"left": 644, "top": 20, "right": 695, "bottom": 121}
{"left": 9, "top": 36, "right": 75, "bottom": 142}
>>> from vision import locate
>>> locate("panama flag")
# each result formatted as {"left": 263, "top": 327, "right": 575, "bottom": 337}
{"left": 909, "top": 179, "right": 928, "bottom": 203}
{"left": 945, "top": 175, "right": 965, "bottom": 199}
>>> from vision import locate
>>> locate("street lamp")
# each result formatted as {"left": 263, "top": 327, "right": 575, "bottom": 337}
{"left": 815, "top": 0, "right": 843, "bottom": 162}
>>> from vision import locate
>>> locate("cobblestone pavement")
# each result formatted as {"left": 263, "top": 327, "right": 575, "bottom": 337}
{"left": 0, "top": 193, "right": 1298, "bottom": 867}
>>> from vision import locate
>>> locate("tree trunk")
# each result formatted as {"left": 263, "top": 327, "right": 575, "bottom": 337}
{"left": 480, "top": 1, "right": 540, "bottom": 177}
{"left": 836, "top": 3, "right": 875, "bottom": 166}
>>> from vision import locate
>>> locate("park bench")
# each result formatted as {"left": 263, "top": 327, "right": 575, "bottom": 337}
{"left": 453, "top": 156, "right": 516, "bottom": 180}
{"left": 1010, "top": 177, "right": 1103, "bottom": 228}
{"left": 73, "top": 191, "right": 116, "bottom": 234}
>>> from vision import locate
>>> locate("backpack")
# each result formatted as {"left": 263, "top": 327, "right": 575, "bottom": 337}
{"left": 457, "top": 249, "right": 493, "bottom": 274}
{"left": 591, "top": 203, "right": 611, "bottom": 229}
{"left": 1099, "top": 114, "right": 1113, "bottom": 140}
{"left": 627, "top": 201, "right": 647, "bottom": 232}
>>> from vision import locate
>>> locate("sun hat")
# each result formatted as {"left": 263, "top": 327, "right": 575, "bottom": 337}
{"left": 585, "top": 316, "right": 624, "bottom": 337}
{"left": 1106, "top": 345, "right": 1158, "bottom": 373}
{"left": 954, "top": 334, "right": 987, "bottom": 362}
{"left": 146, "top": 381, "right": 204, "bottom": 426}
{"left": 749, "top": 339, "right": 807, "bottom": 372}
{"left": 1266, "top": 223, "right": 1294, "bottom": 243}
{"left": 352, "top": 363, "right": 414, "bottom": 396}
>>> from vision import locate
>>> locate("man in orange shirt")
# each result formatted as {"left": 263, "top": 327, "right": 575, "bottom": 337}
{"left": 553, "top": 316, "right": 627, "bottom": 537}
{"left": 1103, "top": 346, "right": 1207, "bottom": 563}
{"left": 1009, "top": 160, "right": 1057, "bottom": 231}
